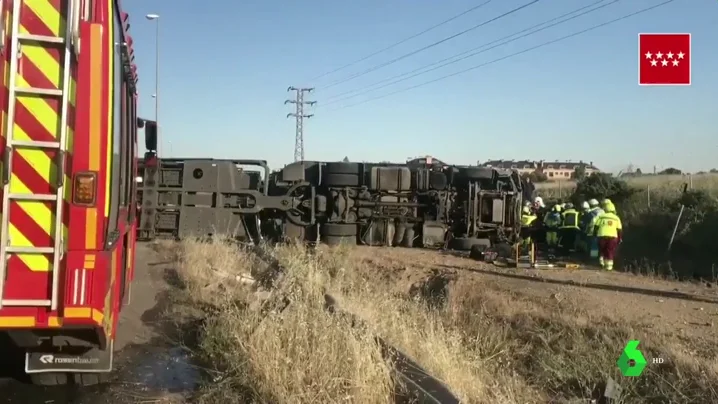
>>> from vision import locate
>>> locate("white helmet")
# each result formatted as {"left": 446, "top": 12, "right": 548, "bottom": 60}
{"left": 588, "top": 198, "right": 599, "bottom": 207}
{"left": 581, "top": 201, "right": 590, "bottom": 210}
{"left": 533, "top": 196, "right": 545, "bottom": 208}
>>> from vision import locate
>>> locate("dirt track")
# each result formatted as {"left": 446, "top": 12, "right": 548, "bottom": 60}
{"left": 0, "top": 243, "right": 197, "bottom": 404}
{"left": 349, "top": 246, "right": 718, "bottom": 341}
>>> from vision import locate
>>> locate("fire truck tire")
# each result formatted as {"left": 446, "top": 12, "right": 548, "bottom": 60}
{"left": 324, "top": 162, "right": 360, "bottom": 175}
{"left": 73, "top": 372, "right": 111, "bottom": 386}
{"left": 450, "top": 237, "right": 491, "bottom": 251}
{"left": 30, "top": 372, "right": 68, "bottom": 386}
{"left": 323, "top": 173, "right": 359, "bottom": 187}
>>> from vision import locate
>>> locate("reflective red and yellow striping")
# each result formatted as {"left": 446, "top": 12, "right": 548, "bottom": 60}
{"left": 0, "top": 0, "right": 75, "bottom": 302}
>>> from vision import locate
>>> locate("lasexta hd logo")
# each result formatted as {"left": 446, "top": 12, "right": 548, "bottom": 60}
{"left": 617, "top": 340, "right": 647, "bottom": 377}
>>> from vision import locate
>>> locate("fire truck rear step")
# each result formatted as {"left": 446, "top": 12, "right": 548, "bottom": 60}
{"left": 0, "top": 0, "right": 77, "bottom": 311}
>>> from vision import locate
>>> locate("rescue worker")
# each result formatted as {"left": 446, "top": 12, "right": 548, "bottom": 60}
{"left": 593, "top": 201, "right": 622, "bottom": 270}
{"left": 520, "top": 205, "right": 537, "bottom": 247}
{"left": 543, "top": 204, "right": 562, "bottom": 248}
{"left": 586, "top": 198, "right": 604, "bottom": 260}
{"left": 559, "top": 202, "right": 580, "bottom": 253}
{"left": 533, "top": 196, "right": 546, "bottom": 214}
{"left": 532, "top": 196, "right": 547, "bottom": 244}
{"left": 577, "top": 201, "right": 591, "bottom": 252}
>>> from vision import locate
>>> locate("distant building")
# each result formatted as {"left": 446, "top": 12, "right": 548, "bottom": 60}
{"left": 481, "top": 159, "right": 600, "bottom": 181}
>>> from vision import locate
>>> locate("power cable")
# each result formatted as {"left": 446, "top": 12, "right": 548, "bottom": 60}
{"left": 308, "top": 0, "right": 493, "bottom": 82}
{"left": 321, "top": 0, "right": 613, "bottom": 105}
{"left": 321, "top": 0, "right": 541, "bottom": 90}
{"left": 326, "top": 0, "right": 676, "bottom": 113}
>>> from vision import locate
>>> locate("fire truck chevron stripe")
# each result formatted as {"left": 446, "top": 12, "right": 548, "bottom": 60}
{"left": 23, "top": 0, "right": 63, "bottom": 36}
{"left": 3, "top": 0, "right": 74, "bottom": 276}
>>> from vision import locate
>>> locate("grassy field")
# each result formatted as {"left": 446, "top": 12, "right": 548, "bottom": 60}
{"left": 534, "top": 173, "right": 718, "bottom": 200}
{"left": 168, "top": 238, "right": 718, "bottom": 404}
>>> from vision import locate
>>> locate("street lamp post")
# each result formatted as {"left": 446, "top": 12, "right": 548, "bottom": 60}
{"left": 145, "top": 13, "right": 160, "bottom": 156}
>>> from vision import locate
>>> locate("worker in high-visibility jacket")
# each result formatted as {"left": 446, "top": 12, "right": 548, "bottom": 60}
{"left": 559, "top": 203, "right": 580, "bottom": 253}
{"left": 520, "top": 205, "right": 537, "bottom": 247}
{"left": 586, "top": 198, "right": 604, "bottom": 260}
{"left": 543, "top": 204, "right": 562, "bottom": 248}
{"left": 577, "top": 201, "right": 592, "bottom": 252}
{"left": 593, "top": 202, "right": 622, "bottom": 270}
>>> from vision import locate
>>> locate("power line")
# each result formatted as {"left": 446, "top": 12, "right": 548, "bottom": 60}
{"left": 321, "top": 0, "right": 614, "bottom": 105}
{"left": 285, "top": 87, "right": 316, "bottom": 162}
{"left": 308, "top": 0, "right": 493, "bottom": 82}
{"left": 326, "top": 0, "right": 676, "bottom": 113}
{"left": 321, "top": 0, "right": 541, "bottom": 90}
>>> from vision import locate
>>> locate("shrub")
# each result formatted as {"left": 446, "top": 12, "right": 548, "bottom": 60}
{"left": 568, "top": 175, "right": 718, "bottom": 280}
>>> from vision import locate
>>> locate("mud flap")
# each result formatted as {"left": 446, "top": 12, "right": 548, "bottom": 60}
{"left": 24, "top": 342, "right": 113, "bottom": 374}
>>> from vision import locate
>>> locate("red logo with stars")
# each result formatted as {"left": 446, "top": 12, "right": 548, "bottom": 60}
{"left": 638, "top": 33, "right": 691, "bottom": 86}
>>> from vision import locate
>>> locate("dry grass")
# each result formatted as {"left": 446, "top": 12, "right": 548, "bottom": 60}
{"left": 171, "top": 238, "right": 718, "bottom": 403}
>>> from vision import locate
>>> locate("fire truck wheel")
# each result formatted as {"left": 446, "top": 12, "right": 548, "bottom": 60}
{"left": 30, "top": 372, "right": 68, "bottom": 386}
{"left": 323, "top": 173, "right": 359, "bottom": 187}
{"left": 73, "top": 372, "right": 111, "bottom": 386}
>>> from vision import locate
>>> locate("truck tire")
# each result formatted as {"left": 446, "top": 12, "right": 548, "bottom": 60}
{"left": 323, "top": 163, "right": 360, "bottom": 187}
{"left": 323, "top": 173, "right": 359, "bottom": 187}
{"left": 323, "top": 235, "right": 356, "bottom": 246}
{"left": 321, "top": 223, "right": 357, "bottom": 237}
{"left": 458, "top": 167, "right": 494, "bottom": 181}
{"left": 322, "top": 223, "right": 357, "bottom": 246}
{"left": 450, "top": 237, "right": 491, "bottom": 251}
{"left": 324, "top": 162, "right": 360, "bottom": 175}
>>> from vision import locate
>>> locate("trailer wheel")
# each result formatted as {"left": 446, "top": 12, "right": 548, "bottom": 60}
{"left": 323, "top": 173, "right": 359, "bottom": 187}
{"left": 450, "top": 237, "right": 491, "bottom": 251}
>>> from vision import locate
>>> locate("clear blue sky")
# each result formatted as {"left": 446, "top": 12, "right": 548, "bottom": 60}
{"left": 124, "top": 0, "right": 717, "bottom": 173}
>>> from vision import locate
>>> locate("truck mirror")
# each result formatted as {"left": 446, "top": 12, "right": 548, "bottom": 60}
{"left": 144, "top": 121, "right": 158, "bottom": 151}
{"left": 137, "top": 118, "right": 145, "bottom": 128}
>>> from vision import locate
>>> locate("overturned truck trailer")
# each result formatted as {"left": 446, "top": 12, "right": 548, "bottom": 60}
{"left": 136, "top": 159, "right": 523, "bottom": 250}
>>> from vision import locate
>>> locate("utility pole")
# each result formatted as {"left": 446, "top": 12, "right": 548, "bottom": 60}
{"left": 285, "top": 87, "right": 316, "bottom": 162}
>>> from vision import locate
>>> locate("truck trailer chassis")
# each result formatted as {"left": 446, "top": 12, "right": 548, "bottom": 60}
{"left": 137, "top": 158, "right": 524, "bottom": 251}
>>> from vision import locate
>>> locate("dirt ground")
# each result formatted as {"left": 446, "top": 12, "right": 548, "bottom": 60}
{"left": 0, "top": 243, "right": 197, "bottom": 404}
{"left": 349, "top": 246, "right": 718, "bottom": 342}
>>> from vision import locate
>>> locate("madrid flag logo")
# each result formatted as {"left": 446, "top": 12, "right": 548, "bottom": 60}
{"left": 638, "top": 33, "right": 691, "bottom": 86}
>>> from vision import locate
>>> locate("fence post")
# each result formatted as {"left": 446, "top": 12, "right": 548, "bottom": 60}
{"left": 647, "top": 185, "right": 651, "bottom": 209}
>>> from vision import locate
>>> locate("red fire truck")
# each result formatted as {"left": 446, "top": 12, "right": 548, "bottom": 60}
{"left": 0, "top": 0, "right": 144, "bottom": 385}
